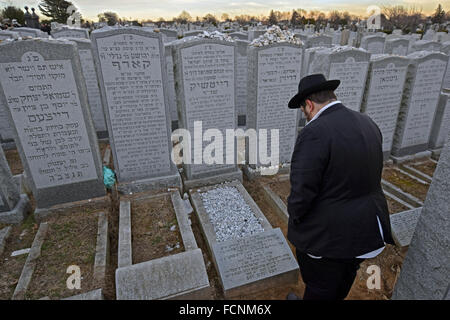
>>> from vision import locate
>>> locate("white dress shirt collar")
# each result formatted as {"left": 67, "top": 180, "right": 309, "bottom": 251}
{"left": 305, "top": 100, "right": 341, "bottom": 126}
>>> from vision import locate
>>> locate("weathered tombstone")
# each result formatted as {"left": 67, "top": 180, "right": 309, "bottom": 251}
{"left": 310, "top": 46, "right": 371, "bottom": 112}
{"left": 429, "top": 93, "right": 450, "bottom": 156}
{"left": 183, "top": 30, "right": 204, "bottom": 38}
{"left": 229, "top": 32, "right": 248, "bottom": 41}
{"left": 91, "top": 27, "right": 181, "bottom": 193}
{"left": 71, "top": 39, "right": 107, "bottom": 137}
{"left": 361, "top": 55, "right": 409, "bottom": 160}
{"left": 410, "top": 40, "right": 442, "bottom": 53}
{"left": 360, "top": 35, "right": 386, "bottom": 54}
{"left": 0, "top": 39, "right": 106, "bottom": 213}
{"left": 172, "top": 36, "right": 242, "bottom": 188}
{"left": 51, "top": 27, "right": 90, "bottom": 39}
{"left": 440, "top": 41, "right": 450, "bottom": 91}
{"left": 306, "top": 34, "right": 332, "bottom": 48}
{"left": 0, "top": 30, "right": 19, "bottom": 41}
{"left": 248, "top": 30, "right": 265, "bottom": 42}
{"left": 164, "top": 42, "right": 178, "bottom": 130}
{"left": 158, "top": 28, "right": 178, "bottom": 42}
{"left": 189, "top": 180, "right": 299, "bottom": 298}
{"left": 331, "top": 31, "right": 342, "bottom": 45}
{"left": 294, "top": 33, "right": 308, "bottom": 44}
{"left": 392, "top": 131, "right": 450, "bottom": 299}
{"left": 302, "top": 46, "right": 328, "bottom": 77}
{"left": 390, "top": 207, "right": 422, "bottom": 247}
{"left": 422, "top": 29, "right": 435, "bottom": 41}
{"left": 391, "top": 51, "right": 449, "bottom": 161}
{"left": 0, "top": 146, "right": 30, "bottom": 224}
{"left": 407, "top": 34, "right": 422, "bottom": 53}
{"left": 236, "top": 40, "right": 249, "bottom": 126}
{"left": 347, "top": 31, "right": 357, "bottom": 47}
{"left": 340, "top": 29, "right": 350, "bottom": 46}
{"left": 13, "top": 27, "right": 48, "bottom": 39}
{"left": 246, "top": 41, "right": 303, "bottom": 175}
{"left": 384, "top": 38, "right": 409, "bottom": 56}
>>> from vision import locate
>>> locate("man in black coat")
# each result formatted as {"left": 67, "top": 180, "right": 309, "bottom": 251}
{"left": 286, "top": 74, "right": 395, "bottom": 300}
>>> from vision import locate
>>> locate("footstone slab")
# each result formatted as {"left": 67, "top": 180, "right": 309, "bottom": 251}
{"left": 390, "top": 208, "right": 422, "bottom": 247}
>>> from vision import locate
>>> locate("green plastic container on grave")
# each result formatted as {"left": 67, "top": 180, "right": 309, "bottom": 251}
{"left": 102, "top": 165, "right": 116, "bottom": 189}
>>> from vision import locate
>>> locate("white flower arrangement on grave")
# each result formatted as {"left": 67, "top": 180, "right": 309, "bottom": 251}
{"left": 250, "top": 25, "right": 303, "bottom": 47}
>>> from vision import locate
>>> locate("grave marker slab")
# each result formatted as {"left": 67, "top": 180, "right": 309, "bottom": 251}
{"left": 384, "top": 38, "right": 409, "bottom": 56}
{"left": 51, "top": 27, "right": 89, "bottom": 39}
{"left": 429, "top": 93, "right": 450, "bottom": 151}
{"left": 360, "top": 35, "right": 386, "bottom": 54}
{"left": 91, "top": 27, "right": 181, "bottom": 193}
{"left": 411, "top": 40, "right": 442, "bottom": 53}
{"left": 247, "top": 43, "right": 302, "bottom": 168}
{"left": 236, "top": 40, "right": 249, "bottom": 126}
{"left": 164, "top": 42, "right": 178, "bottom": 129}
{"left": 440, "top": 41, "right": 450, "bottom": 91}
{"left": 0, "top": 30, "right": 19, "bottom": 41}
{"left": 392, "top": 51, "right": 448, "bottom": 158}
{"left": 392, "top": 127, "right": 450, "bottom": 299}
{"left": 310, "top": 46, "right": 370, "bottom": 112}
{"left": 0, "top": 39, "right": 105, "bottom": 209}
{"left": 71, "top": 39, "right": 107, "bottom": 135}
{"left": 361, "top": 55, "right": 409, "bottom": 159}
{"left": 390, "top": 207, "right": 422, "bottom": 247}
{"left": 172, "top": 38, "right": 242, "bottom": 185}
{"left": 306, "top": 34, "right": 332, "bottom": 48}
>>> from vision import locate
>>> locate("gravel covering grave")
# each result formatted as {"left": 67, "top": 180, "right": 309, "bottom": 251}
{"left": 200, "top": 186, "right": 264, "bottom": 242}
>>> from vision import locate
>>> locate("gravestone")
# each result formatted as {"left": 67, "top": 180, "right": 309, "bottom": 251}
{"left": 410, "top": 40, "right": 442, "bottom": 53}
{"left": 0, "top": 39, "right": 105, "bottom": 210}
{"left": 390, "top": 207, "right": 422, "bottom": 247}
{"left": 407, "top": 34, "right": 422, "bottom": 53}
{"left": 392, "top": 129, "right": 450, "bottom": 299}
{"left": 361, "top": 55, "right": 409, "bottom": 160}
{"left": 294, "top": 33, "right": 308, "bottom": 44}
{"left": 384, "top": 38, "right": 409, "bottom": 56}
{"left": 236, "top": 40, "right": 249, "bottom": 126}
{"left": 440, "top": 41, "right": 450, "bottom": 91}
{"left": 360, "top": 35, "right": 386, "bottom": 54}
{"left": 391, "top": 51, "right": 448, "bottom": 160}
{"left": 164, "top": 42, "right": 178, "bottom": 130}
{"left": 306, "top": 34, "right": 332, "bottom": 48}
{"left": 158, "top": 28, "right": 178, "bottom": 42}
{"left": 302, "top": 46, "right": 328, "bottom": 77}
{"left": 71, "top": 39, "right": 107, "bottom": 137}
{"left": 331, "top": 31, "right": 342, "bottom": 45}
{"left": 0, "top": 146, "right": 30, "bottom": 223}
{"left": 0, "top": 30, "right": 19, "bottom": 41}
{"left": 183, "top": 30, "right": 204, "bottom": 38}
{"left": 91, "top": 27, "right": 181, "bottom": 193}
{"left": 172, "top": 37, "right": 242, "bottom": 187}
{"left": 13, "top": 27, "right": 48, "bottom": 39}
{"left": 51, "top": 27, "right": 89, "bottom": 40}
{"left": 310, "top": 46, "right": 371, "bottom": 112}
{"left": 348, "top": 31, "right": 357, "bottom": 47}
{"left": 0, "top": 96, "right": 15, "bottom": 140}
{"left": 246, "top": 43, "right": 302, "bottom": 171}
{"left": 248, "top": 30, "right": 266, "bottom": 42}
{"left": 429, "top": 93, "right": 450, "bottom": 153}
{"left": 229, "top": 32, "right": 248, "bottom": 41}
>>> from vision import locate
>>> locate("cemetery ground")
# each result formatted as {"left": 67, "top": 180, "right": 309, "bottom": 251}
{"left": 0, "top": 142, "right": 438, "bottom": 300}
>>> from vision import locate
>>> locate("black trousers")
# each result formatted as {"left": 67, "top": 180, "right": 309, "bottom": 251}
{"left": 296, "top": 249, "right": 364, "bottom": 300}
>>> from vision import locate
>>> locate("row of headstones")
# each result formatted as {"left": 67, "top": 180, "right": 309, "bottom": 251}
{"left": 0, "top": 27, "right": 449, "bottom": 216}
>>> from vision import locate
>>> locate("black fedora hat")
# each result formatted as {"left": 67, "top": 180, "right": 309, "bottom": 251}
{"left": 288, "top": 74, "right": 340, "bottom": 109}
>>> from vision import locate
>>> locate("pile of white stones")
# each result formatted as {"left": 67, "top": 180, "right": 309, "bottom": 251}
{"left": 251, "top": 25, "right": 302, "bottom": 47}
{"left": 200, "top": 186, "right": 264, "bottom": 242}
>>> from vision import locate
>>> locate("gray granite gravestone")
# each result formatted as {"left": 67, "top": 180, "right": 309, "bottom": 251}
{"left": 392, "top": 130, "right": 450, "bottom": 299}
{"left": 310, "top": 46, "right": 371, "bottom": 112}
{"left": 410, "top": 40, "right": 442, "bottom": 53}
{"left": 236, "top": 40, "right": 249, "bottom": 126}
{"left": 183, "top": 30, "right": 204, "bottom": 38}
{"left": 0, "top": 146, "right": 30, "bottom": 224}
{"left": 158, "top": 28, "right": 178, "bottom": 43}
{"left": 91, "top": 27, "right": 181, "bottom": 193}
{"left": 360, "top": 35, "right": 386, "bottom": 54}
{"left": 71, "top": 39, "right": 107, "bottom": 137}
{"left": 302, "top": 46, "right": 328, "bottom": 77}
{"left": 172, "top": 37, "right": 242, "bottom": 187}
{"left": 390, "top": 207, "right": 422, "bottom": 247}
{"left": 391, "top": 51, "right": 448, "bottom": 160}
{"left": 361, "top": 55, "right": 409, "bottom": 159}
{"left": 246, "top": 43, "right": 302, "bottom": 169}
{"left": 12, "top": 27, "right": 48, "bottom": 39}
{"left": 0, "top": 30, "right": 19, "bottom": 41}
{"left": 306, "top": 34, "right": 332, "bottom": 48}
{"left": 229, "top": 32, "right": 248, "bottom": 41}
{"left": 51, "top": 27, "right": 89, "bottom": 40}
{"left": 440, "top": 41, "right": 450, "bottom": 91}
{"left": 0, "top": 39, "right": 105, "bottom": 209}
{"left": 429, "top": 93, "right": 450, "bottom": 153}
{"left": 248, "top": 30, "right": 266, "bottom": 42}
{"left": 384, "top": 38, "right": 409, "bottom": 56}
{"left": 164, "top": 42, "right": 178, "bottom": 130}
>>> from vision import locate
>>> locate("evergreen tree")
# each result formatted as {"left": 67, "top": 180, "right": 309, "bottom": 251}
{"left": 1, "top": 6, "right": 25, "bottom": 25}
{"left": 291, "top": 10, "right": 299, "bottom": 27}
{"left": 268, "top": 10, "right": 278, "bottom": 26}
{"left": 38, "top": 0, "right": 74, "bottom": 23}
{"left": 432, "top": 4, "right": 445, "bottom": 24}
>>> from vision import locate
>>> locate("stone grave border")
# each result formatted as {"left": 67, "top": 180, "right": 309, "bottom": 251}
{"left": 172, "top": 38, "right": 243, "bottom": 188}
{"left": 381, "top": 179, "right": 424, "bottom": 208}
{"left": 0, "top": 226, "right": 12, "bottom": 256}
{"left": 115, "top": 189, "right": 210, "bottom": 300}
{"left": 258, "top": 174, "right": 289, "bottom": 225}
{"left": 189, "top": 179, "right": 298, "bottom": 298}
{"left": 0, "top": 194, "right": 30, "bottom": 225}
{"left": 12, "top": 211, "right": 109, "bottom": 300}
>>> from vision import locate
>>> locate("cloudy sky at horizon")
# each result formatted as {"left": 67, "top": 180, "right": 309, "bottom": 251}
{"left": 2, "top": 0, "right": 449, "bottom": 21}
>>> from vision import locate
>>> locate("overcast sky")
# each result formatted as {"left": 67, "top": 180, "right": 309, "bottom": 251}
{"left": 3, "top": 0, "right": 449, "bottom": 21}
